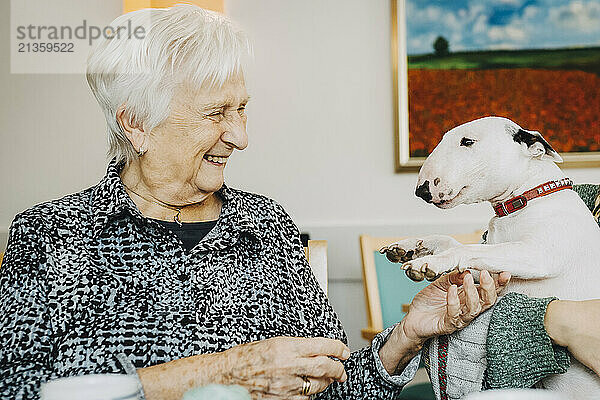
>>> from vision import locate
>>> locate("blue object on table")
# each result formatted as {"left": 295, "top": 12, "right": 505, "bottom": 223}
{"left": 183, "top": 384, "right": 251, "bottom": 400}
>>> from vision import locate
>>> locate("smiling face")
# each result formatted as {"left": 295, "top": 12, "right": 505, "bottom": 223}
{"left": 137, "top": 74, "right": 249, "bottom": 203}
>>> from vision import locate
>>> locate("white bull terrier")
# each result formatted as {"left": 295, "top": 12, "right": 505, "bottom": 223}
{"left": 382, "top": 117, "right": 600, "bottom": 399}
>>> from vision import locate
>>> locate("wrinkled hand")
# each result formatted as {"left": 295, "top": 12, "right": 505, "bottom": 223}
{"left": 402, "top": 270, "right": 511, "bottom": 342}
{"left": 222, "top": 336, "right": 350, "bottom": 399}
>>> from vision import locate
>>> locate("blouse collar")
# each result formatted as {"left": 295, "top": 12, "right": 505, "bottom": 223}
{"left": 90, "top": 159, "right": 263, "bottom": 246}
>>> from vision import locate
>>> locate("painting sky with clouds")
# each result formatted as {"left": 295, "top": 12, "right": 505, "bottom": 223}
{"left": 406, "top": 0, "right": 600, "bottom": 55}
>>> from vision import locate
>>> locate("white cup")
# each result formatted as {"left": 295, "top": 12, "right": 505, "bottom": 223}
{"left": 40, "top": 374, "right": 141, "bottom": 400}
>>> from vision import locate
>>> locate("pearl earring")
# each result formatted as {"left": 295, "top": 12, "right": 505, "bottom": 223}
{"left": 137, "top": 137, "right": 147, "bottom": 157}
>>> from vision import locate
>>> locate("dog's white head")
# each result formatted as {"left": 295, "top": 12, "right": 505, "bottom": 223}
{"left": 416, "top": 116, "right": 562, "bottom": 208}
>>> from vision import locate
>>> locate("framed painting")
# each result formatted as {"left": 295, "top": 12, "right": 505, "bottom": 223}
{"left": 393, "top": 0, "right": 600, "bottom": 172}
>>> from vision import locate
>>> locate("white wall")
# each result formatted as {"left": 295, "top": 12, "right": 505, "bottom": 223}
{"left": 0, "top": 0, "right": 118, "bottom": 239}
{"left": 1, "top": 0, "right": 598, "bottom": 349}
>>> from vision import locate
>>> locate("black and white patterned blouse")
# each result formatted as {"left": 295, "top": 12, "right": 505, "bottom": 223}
{"left": 0, "top": 160, "right": 419, "bottom": 399}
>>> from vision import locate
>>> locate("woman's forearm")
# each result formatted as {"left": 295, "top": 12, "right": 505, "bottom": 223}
{"left": 379, "top": 320, "right": 424, "bottom": 375}
{"left": 544, "top": 299, "right": 571, "bottom": 347}
{"left": 138, "top": 352, "right": 229, "bottom": 400}
{"left": 544, "top": 299, "right": 600, "bottom": 376}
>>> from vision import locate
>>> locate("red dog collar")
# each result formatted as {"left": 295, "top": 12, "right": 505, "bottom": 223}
{"left": 493, "top": 178, "right": 573, "bottom": 217}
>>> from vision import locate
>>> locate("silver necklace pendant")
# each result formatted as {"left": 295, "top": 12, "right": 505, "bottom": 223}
{"left": 174, "top": 209, "right": 182, "bottom": 226}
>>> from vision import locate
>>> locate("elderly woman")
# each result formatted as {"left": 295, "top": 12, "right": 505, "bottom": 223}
{"left": 0, "top": 5, "right": 598, "bottom": 400}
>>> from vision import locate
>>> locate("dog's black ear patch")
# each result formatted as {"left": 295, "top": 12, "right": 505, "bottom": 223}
{"left": 513, "top": 128, "right": 557, "bottom": 155}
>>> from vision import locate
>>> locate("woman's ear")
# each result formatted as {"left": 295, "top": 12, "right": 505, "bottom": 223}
{"left": 116, "top": 104, "right": 146, "bottom": 153}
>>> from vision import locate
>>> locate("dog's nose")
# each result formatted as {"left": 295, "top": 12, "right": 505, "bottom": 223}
{"left": 415, "top": 181, "right": 433, "bottom": 203}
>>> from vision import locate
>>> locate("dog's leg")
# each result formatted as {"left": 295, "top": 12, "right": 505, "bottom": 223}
{"left": 403, "top": 242, "right": 560, "bottom": 280}
{"left": 380, "top": 235, "right": 463, "bottom": 262}
{"left": 380, "top": 235, "right": 463, "bottom": 281}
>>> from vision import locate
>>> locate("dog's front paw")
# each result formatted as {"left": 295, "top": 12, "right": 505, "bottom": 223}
{"left": 402, "top": 254, "right": 459, "bottom": 282}
{"left": 379, "top": 238, "right": 434, "bottom": 264}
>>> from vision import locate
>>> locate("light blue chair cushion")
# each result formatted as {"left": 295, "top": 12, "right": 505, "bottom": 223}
{"left": 373, "top": 251, "right": 429, "bottom": 329}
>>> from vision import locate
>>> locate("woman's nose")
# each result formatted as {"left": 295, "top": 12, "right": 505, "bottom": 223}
{"left": 222, "top": 114, "right": 248, "bottom": 150}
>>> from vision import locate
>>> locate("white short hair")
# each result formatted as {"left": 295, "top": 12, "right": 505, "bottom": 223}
{"left": 86, "top": 5, "right": 250, "bottom": 165}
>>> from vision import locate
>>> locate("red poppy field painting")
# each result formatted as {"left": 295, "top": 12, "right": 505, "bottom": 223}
{"left": 394, "top": 0, "right": 600, "bottom": 170}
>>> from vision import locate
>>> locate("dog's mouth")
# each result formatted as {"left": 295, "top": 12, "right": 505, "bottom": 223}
{"left": 433, "top": 186, "right": 468, "bottom": 208}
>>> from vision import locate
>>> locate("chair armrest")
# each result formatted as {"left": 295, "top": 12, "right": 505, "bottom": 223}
{"left": 361, "top": 326, "right": 381, "bottom": 342}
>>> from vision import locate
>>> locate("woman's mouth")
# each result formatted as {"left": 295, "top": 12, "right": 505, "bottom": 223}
{"left": 203, "top": 154, "right": 228, "bottom": 166}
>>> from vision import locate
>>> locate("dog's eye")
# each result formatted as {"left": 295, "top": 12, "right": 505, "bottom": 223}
{"left": 460, "top": 137, "right": 475, "bottom": 147}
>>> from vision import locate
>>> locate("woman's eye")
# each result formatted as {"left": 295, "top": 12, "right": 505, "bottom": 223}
{"left": 237, "top": 106, "right": 246, "bottom": 115}
{"left": 460, "top": 137, "right": 475, "bottom": 147}
{"left": 206, "top": 111, "right": 224, "bottom": 120}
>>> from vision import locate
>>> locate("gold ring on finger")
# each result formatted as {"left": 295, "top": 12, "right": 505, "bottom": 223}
{"left": 301, "top": 376, "right": 311, "bottom": 396}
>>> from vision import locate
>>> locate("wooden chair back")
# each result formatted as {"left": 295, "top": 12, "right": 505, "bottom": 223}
{"left": 304, "top": 240, "right": 328, "bottom": 295}
{"left": 360, "top": 231, "right": 483, "bottom": 341}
